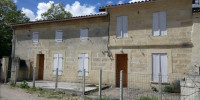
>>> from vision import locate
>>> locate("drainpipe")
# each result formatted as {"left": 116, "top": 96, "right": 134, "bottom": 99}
{"left": 107, "top": 13, "right": 113, "bottom": 59}
{"left": 11, "top": 28, "right": 15, "bottom": 60}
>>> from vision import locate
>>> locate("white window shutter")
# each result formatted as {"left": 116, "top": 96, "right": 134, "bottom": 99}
{"left": 58, "top": 54, "right": 63, "bottom": 75}
{"left": 84, "top": 54, "right": 89, "bottom": 76}
{"left": 80, "top": 29, "right": 88, "bottom": 41}
{"left": 160, "top": 12, "right": 167, "bottom": 36}
{"left": 116, "top": 16, "right": 123, "bottom": 38}
{"left": 122, "top": 16, "right": 128, "bottom": 37}
{"left": 55, "top": 31, "right": 63, "bottom": 42}
{"left": 161, "top": 54, "right": 168, "bottom": 82}
{"left": 78, "top": 54, "right": 84, "bottom": 76}
{"left": 153, "top": 13, "right": 160, "bottom": 36}
{"left": 152, "top": 54, "right": 160, "bottom": 82}
{"left": 53, "top": 54, "right": 58, "bottom": 75}
{"left": 33, "top": 32, "right": 39, "bottom": 43}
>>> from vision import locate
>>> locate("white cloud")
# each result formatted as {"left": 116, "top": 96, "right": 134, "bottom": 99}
{"left": 35, "top": 1, "right": 54, "bottom": 20}
{"left": 65, "top": 1, "right": 96, "bottom": 16}
{"left": 129, "top": 0, "right": 146, "bottom": 3}
{"left": 118, "top": 0, "right": 124, "bottom": 4}
{"left": 106, "top": 1, "right": 113, "bottom": 5}
{"left": 22, "top": 8, "right": 36, "bottom": 21}
{"left": 13, "top": 0, "right": 17, "bottom": 3}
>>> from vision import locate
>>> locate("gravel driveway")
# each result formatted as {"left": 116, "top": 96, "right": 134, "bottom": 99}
{"left": 0, "top": 84, "right": 60, "bottom": 100}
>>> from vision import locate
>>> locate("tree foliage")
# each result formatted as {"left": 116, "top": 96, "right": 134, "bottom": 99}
{"left": 0, "top": 0, "right": 30, "bottom": 58}
{"left": 41, "top": 3, "right": 72, "bottom": 20}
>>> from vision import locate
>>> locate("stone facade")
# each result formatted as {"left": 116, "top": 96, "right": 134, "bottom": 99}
{"left": 10, "top": 0, "right": 200, "bottom": 88}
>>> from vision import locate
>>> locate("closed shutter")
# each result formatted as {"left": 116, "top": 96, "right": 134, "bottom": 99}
{"left": 78, "top": 54, "right": 84, "bottom": 76}
{"left": 123, "top": 16, "right": 128, "bottom": 37}
{"left": 153, "top": 13, "right": 160, "bottom": 36}
{"left": 161, "top": 54, "right": 168, "bottom": 82}
{"left": 58, "top": 54, "right": 63, "bottom": 75}
{"left": 152, "top": 54, "right": 160, "bottom": 82}
{"left": 53, "top": 54, "right": 58, "bottom": 75}
{"left": 33, "top": 32, "right": 39, "bottom": 43}
{"left": 160, "top": 12, "right": 167, "bottom": 36}
{"left": 80, "top": 29, "right": 88, "bottom": 41}
{"left": 78, "top": 54, "right": 89, "bottom": 76}
{"left": 84, "top": 54, "right": 89, "bottom": 76}
{"left": 116, "top": 16, "right": 123, "bottom": 38}
{"left": 55, "top": 30, "right": 63, "bottom": 42}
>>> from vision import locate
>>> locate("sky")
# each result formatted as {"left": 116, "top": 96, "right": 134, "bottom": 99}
{"left": 13, "top": 0, "right": 145, "bottom": 21}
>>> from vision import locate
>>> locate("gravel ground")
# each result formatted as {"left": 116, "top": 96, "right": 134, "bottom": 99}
{"left": 0, "top": 84, "right": 59, "bottom": 100}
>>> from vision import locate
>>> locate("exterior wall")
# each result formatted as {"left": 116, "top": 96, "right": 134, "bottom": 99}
{"left": 13, "top": 16, "right": 111, "bottom": 84}
{"left": 107, "top": 0, "right": 193, "bottom": 87}
{"left": 192, "top": 13, "right": 200, "bottom": 74}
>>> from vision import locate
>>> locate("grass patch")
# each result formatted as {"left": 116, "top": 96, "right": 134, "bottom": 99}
{"left": 140, "top": 95, "right": 158, "bottom": 100}
{"left": 19, "top": 81, "right": 30, "bottom": 89}
{"left": 97, "top": 96, "right": 110, "bottom": 100}
{"left": 10, "top": 82, "right": 16, "bottom": 87}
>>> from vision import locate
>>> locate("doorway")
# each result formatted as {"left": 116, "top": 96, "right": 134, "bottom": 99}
{"left": 116, "top": 54, "right": 128, "bottom": 87}
{"left": 37, "top": 54, "right": 44, "bottom": 80}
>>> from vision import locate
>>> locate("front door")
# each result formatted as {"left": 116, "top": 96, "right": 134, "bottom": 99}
{"left": 38, "top": 54, "right": 44, "bottom": 80}
{"left": 116, "top": 54, "right": 128, "bottom": 87}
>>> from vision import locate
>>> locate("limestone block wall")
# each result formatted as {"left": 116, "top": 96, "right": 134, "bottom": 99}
{"left": 192, "top": 13, "right": 200, "bottom": 74}
{"left": 108, "top": 0, "right": 192, "bottom": 47}
{"left": 13, "top": 16, "right": 112, "bottom": 84}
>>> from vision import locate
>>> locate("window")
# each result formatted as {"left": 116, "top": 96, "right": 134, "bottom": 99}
{"left": 193, "top": 0, "right": 199, "bottom": 4}
{"left": 55, "top": 30, "right": 63, "bottom": 42}
{"left": 153, "top": 12, "right": 167, "bottom": 36}
{"left": 78, "top": 54, "right": 89, "bottom": 76}
{"left": 53, "top": 54, "right": 63, "bottom": 75}
{"left": 116, "top": 16, "right": 128, "bottom": 38}
{"left": 32, "top": 32, "right": 39, "bottom": 43}
{"left": 80, "top": 28, "right": 88, "bottom": 41}
{"left": 152, "top": 54, "right": 168, "bottom": 82}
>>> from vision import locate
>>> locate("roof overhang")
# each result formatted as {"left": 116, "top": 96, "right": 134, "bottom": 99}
{"left": 10, "top": 13, "right": 108, "bottom": 28}
{"left": 99, "top": 0, "right": 157, "bottom": 12}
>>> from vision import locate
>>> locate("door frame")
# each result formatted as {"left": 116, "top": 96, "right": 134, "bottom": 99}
{"left": 115, "top": 54, "right": 128, "bottom": 87}
{"left": 36, "top": 54, "right": 45, "bottom": 80}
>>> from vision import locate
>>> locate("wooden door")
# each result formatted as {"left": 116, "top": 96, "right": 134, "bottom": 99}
{"left": 116, "top": 54, "right": 128, "bottom": 87}
{"left": 38, "top": 54, "right": 44, "bottom": 80}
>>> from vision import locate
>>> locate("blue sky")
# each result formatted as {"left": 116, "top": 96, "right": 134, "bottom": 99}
{"left": 13, "top": 0, "right": 144, "bottom": 21}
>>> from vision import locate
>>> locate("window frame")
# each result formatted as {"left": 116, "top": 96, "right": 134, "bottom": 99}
{"left": 152, "top": 11, "right": 167, "bottom": 36}
{"left": 116, "top": 16, "right": 128, "bottom": 38}
{"left": 32, "top": 32, "right": 39, "bottom": 43}
{"left": 55, "top": 30, "right": 63, "bottom": 42}
{"left": 80, "top": 28, "right": 89, "bottom": 41}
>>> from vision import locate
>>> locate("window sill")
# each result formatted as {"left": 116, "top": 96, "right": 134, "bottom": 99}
{"left": 151, "top": 81, "right": 170, "bottom": 85}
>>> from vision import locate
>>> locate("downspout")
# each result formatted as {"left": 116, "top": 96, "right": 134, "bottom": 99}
{"left": 107, "top": 12, "right": 113, "bottom": 59}
{"left": 11, "top": 28, "right": 15, "bottom": 59}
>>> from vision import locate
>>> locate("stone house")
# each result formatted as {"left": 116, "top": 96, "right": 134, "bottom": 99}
{"left": 10, "top": 0, "right": 200, "bottom": 88}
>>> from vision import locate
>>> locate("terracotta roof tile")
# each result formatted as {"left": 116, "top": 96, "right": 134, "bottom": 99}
{"left": 99, "top": 0, "right": 156, "bottom": 11}
{"left": 10, "top": 13, "right": 108, "bottom": 27}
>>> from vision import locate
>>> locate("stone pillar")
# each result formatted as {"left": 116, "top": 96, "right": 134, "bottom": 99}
{"left": 0, "top": 57, "right": 9, "bottom": 82}
{"left": 10, "top": 57, "right": 19, "bottom": 82}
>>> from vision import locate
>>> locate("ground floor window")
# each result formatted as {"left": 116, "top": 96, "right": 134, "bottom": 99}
{"left": 53, "top": 54, "right": 63, "bottom": 75}
{"left": 78, "top": 54, "right": 89, "bottom": 76}
{"left": 152, "top": 53, "right": 168, "bottom": 82}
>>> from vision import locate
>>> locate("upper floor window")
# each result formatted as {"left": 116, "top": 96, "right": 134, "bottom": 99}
{"left": 32, "top": 32, "right": 39, "bottom": 43}
{"left": 55, "top": 30, "right": 63, "bottom": 42}
{"left": 193, "top": 0, "right": 200, "bottom": 4}
{"left": 153, "top": 12, "right": 167, "bottom": 36}
{"left": 80, "top": 28, "right": 88, "bottom": 41}
{"left": 116, "top": 16, "right": 128, "bottom": 38}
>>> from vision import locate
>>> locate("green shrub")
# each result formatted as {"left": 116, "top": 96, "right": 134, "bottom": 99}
{"left": 10, "top": 82, "right": 15, "bottom": 87}
{"left": 140, "top": 96, "right": 158, "bottom": 100}
{"left": 20, "top": 80, "right": 30, "bottom": 89}
{"left": 163, "top": 86, "right": 173, "bottom": 93}
{"left": 97, "top": 97, "right": 110, "bottom": 100}
{"left": 71, "top": 93, "right": 77, "bottom": 96}
{"left": 151, "top": 86, "right": 158, "bottom": 92}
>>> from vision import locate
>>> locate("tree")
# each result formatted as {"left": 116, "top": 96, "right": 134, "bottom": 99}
{"left": 0, "top": 0, "right": 30, "bottom": 58}
{"left": 41, "top": 3, "right": 72, "bottom": 20}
